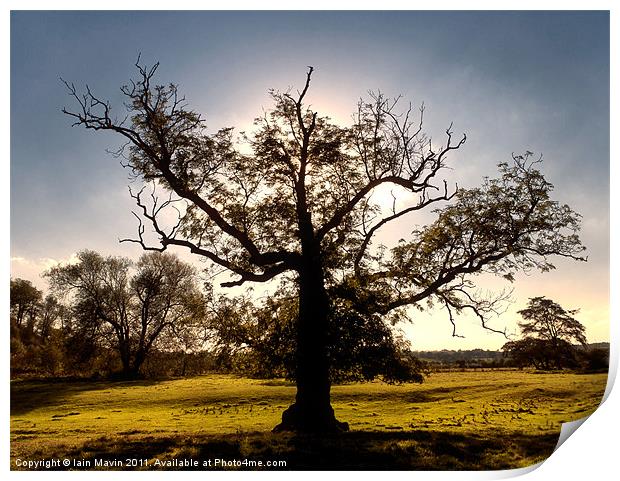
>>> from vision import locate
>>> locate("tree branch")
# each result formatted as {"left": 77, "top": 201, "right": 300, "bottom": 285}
{"left": 120, "top": 184, "right": 295, "bottom": 287}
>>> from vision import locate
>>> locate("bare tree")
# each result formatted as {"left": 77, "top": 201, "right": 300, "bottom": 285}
{"left": 62, "top": 60, "right": 585, "bottom": 431}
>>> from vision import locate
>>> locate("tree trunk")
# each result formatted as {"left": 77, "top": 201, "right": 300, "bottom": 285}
{"left": 131, "top": 349, "right": 147, "bottom": 378}
{"left": 273, "top": 252, "right": 349, "bottom": 433}
{"left": 119, "top": 341, "right": 133, "bottom": 378}
{"left": 16, "top": 305, "right": 25, "bottom": 327}
{"left": 181, "top": 354, "right": 188, "bottom": 377}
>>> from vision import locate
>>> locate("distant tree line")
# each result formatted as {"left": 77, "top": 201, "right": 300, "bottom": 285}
{"left": 413, "top": 345, "right": 607, "bottom": 372}
{"left": 10, "top": 257, "right": 607, "bottom": 380}
{"left": 413, "top": 349, "right": 508, "bottom": 369}
{"left": 10, "top": 250, "right": 425, "bottom": 382}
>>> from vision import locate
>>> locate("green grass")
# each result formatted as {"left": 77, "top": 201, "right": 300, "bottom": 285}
{"left": 10, "top": 371, "right": 607, "bottom": 470}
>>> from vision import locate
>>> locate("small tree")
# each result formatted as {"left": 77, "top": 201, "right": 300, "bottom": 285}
{"left": 518, "top": 297, "right": 587, "bottom": 346}
{"left": 503, "top": 297, "right": 587, "bottom": 369}
{"left": 210, "top": 290, "right": 425, "bottom": 383}
{"left": 63, "top": 61, "right": 586, "bottom": 431}
{"left": 46, "top": 250, "right": 207, "bottom": 378}
{"left": 10, "top": 278, "right": 42, "bottom": 330}
{"left": 38, "top": 295, "right": 67, "bottom": 341}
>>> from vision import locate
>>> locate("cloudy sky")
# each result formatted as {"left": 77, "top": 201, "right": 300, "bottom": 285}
{"left": 10, "top": 11, "right": 609, "bottom": 350}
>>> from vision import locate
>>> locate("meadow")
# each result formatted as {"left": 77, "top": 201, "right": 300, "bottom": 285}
{"left": 10, "top": 370, "right": 607, "bottom": 470}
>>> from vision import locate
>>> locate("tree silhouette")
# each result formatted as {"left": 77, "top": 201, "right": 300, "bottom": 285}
{"left": 62, "top": 60, "right": 586, "bottom": 432}
{"left": 518, "top": 296, "right": 587, "bottom": 347}
{"left": 503, "top": 296, "right": 587, "bottom": 369}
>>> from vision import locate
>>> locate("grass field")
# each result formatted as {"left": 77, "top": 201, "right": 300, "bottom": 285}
{"left": 10, "top": 370, "right": 607, "bottom": 470}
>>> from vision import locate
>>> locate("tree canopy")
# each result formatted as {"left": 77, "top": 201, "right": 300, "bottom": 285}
{"left": 62, "top": 63, "right": 585, "bottom": 329}
{"left": 517, "top": 296, "right": 587, "bottom": 346}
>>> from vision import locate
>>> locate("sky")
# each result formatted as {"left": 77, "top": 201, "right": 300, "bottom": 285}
{"left": 9, "top": 10, "right": 610, "bottom": 350}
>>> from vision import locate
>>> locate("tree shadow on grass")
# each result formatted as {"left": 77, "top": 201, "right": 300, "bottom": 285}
{"left": 34, "top": 429, "right": 559, "bottom": 471}
{"left": 10, "top": 378, "right": 162, "bottom": 417}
